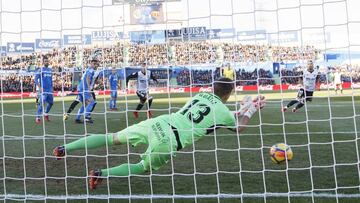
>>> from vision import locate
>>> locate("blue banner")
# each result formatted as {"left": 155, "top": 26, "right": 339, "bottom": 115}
{"left": 165, "top": 29, "right": 182, "bottom": 41}
{"left": 207, "top": 28, "right": 235, "bottom": 39}
{"left": 35, "top": 39, "right": 62, "bottom": 49}
{"left": 91, "top": 31, "right": 124, "bottom": 41}
{"left": 63, "top": 35, "right": 92, "bottom": 45}
{"left": 7, "top": 42, "right": 35, "bottom": 53}
{"left": 324, "top": 54, "right": 339, "bottom": 61}
{"left": 130, "top": 30, "right": 165, "bottom": 44}
{"left": 1, "top": 46, "right": 6, "bottom": 56}
{"left": 237, "top": 30, "right": 267, "bottom": 41}
{"left": 269, "top": 31, "right": 298, "bottom": 43}
{"left": 182, "top": 27, "right": 207, "bottom": 41}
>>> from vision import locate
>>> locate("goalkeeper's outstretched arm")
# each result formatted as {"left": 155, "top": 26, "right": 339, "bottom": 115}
{"left": 229, "top": 95, "right": 266, "bottom": 133}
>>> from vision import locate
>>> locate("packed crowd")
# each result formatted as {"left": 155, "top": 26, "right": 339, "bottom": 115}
{"left": 175, "top": 68, "right": 274, "bottom": 86}
{"left": 3, "top": 64, "right": 360, "bottom": 93}
{"left": 1, "top": 75, "right": 33, "bottom": 92}
{"left": 1, "top": 42, "right": 320, "bottom": 70}
{"left": 3, "top": 41, "right": 360, "bottom": 92}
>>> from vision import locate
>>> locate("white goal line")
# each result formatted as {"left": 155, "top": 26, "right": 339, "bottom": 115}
{"left": 1, "top": 192, "right": 360, "bottom": 200}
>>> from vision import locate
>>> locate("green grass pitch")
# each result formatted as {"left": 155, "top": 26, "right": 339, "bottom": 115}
{"left": 0, "top": 90, "right": 360, "bottom": 203}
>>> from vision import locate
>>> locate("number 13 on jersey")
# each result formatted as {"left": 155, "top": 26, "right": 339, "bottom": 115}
{"left": 180, "top": 99, "right": 211, "bottom": 123}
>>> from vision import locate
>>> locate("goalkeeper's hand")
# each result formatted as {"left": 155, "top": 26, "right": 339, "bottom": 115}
{"left": 236, "top": 95, "right": 266, "bottom": 118}
{"left": 235, "top": 95, "right": 253, "bottom": 116}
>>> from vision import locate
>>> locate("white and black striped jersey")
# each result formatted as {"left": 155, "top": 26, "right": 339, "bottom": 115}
{"left": 334, "top": 72, "right": 342, "bottom": 84}
{"left": 303, "top": 69, "right": 319, "bottom": 92}
{"left": 90, "top": 69, "right": 104, "bottom": 90}
{"left": 126, "top": 70, "right": 157, "bottom": 91}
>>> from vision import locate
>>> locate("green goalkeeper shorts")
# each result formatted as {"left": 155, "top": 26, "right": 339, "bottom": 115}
{"left": 116, "top": 115, "right": 178, "bottom": 171}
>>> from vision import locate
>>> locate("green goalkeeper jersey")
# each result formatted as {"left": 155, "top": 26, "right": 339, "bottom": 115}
{"left": 163, "top": 92, "right": 236, "bottom": 149}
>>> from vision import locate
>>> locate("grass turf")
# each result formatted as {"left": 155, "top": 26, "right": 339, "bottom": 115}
{"left": 0, "top": 90, "right": 360, "bottom": 202}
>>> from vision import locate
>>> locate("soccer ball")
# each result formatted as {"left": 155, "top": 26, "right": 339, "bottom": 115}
{"left": 269, "top": 143, "right": 293, "bottom": 164}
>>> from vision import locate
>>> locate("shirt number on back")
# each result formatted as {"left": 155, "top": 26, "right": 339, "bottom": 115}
{"left": 180, "top": 99, "right": 211, "bottom": 123}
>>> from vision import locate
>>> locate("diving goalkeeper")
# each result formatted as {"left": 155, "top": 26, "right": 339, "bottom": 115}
{"left": 53, "top": 77, "right": 266, "bottom": 189}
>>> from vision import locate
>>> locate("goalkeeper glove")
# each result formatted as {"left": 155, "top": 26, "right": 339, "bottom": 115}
{"left": 243, "top": 95, "right": 266, "bottom": 119}
{"left": 235, "top": 95, "right": 253, "bottom": 116}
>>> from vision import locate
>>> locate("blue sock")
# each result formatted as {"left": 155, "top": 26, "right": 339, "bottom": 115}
{"left": 113, "top": 98, "right": 117, "bottom": 108}
{"left": 85, "top": 101, "right": 95, "bottom": 118}
{"left": 76, "top": 105, "right": 85, "bottom": 120}
{"left": 109, "top": 100, "right": 113, "bottom": 109}
{"left": 45, "top": 102, "right": 53, "bottom": 114}
{"left": 36, "top": 103, "right": 43, "bottom": 119}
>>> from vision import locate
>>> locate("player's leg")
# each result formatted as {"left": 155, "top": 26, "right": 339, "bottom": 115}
{"left": 89, "top": 144, "right": 170, "bottom": 190}
{"left": 147, "top": 95, "right": 153, "bottom": 118}
{"left": 340, "top": 83, "right": 343, "bottom": 94}
{"left": 54, "top": 118, "right": 152, "bottom": 157}
{"left": 294, "top": 90, "right": 313, "bottom": 112}
{"left": 109, "top": 90, "right": 117, "bottom": 110}
{"left": 335, "top": 84, "right": 339, "bottom": 94}
{"left": 88, "top": 145, "right": 172, "bottom": 190}
{"left": 75, "top": 94, "right": 85, "bottom": 123}
{"left": 85, "top": 93, "right": 96, "bottom": 123}
{"left": 58, "top": 133, "right": 117, "bottom": 153}
{"left": 44, "top": 94, "right": 54, "bottom": 122}
{"left": 88, "top": 161, "right": 146, "bottom": 190}
{"left": 87, "top": 119, "right": 176, "bottom": 189}
{"left": 53, "top": 121, "right": 150, "bottom": 169}
{"left": 53, "top": 133, "right": 117, "bottom": 159}
{"left": 75, "top": 105, "right": 85, "bottom": 123}
{"left": 65, "top": 100, "right": 80, "bottom": 115}
{"left": 109, "top": 91, "right": 114, "bottom": 109}
{"left": 283, "top": 88, "right": 304, "bottom": 112}
{"left": 36, "top": 94, "right": 44, "bottom": 124}
{"left": 35, "top": 91, "right": 40, "bottom": 108}
{"left": 293, "top": 101, "right": 304, "bottom": 112}
{"left": 135, "top": 98, "right": 145, "bottom": 110}
{"left": 64, "top": 94, "right": 82, "bottom": 121}
{"left": 134, "top": 91, "right": 146, "bottom": 118}
{"left": 90, "top": 92, "right": 97, "bottom": 112}
{"left": 283, "top": 100, "right": 298, "bottom": 112}
{"left": 112, "top": 91, "right": 117, "bottom": 110}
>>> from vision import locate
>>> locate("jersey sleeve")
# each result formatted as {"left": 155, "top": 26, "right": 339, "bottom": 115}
{"left": 34, "top": 70, "right": 40, "bottom": 85}
{"left": 221, "top": 108, "right": 236, "bottom": 127}
{"left": 126, "top": 72, "right": 138, "bottom": 86}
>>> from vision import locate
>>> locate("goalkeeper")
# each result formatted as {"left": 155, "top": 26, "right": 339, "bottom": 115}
{"left": 53, "top": 77, "right": 266, "bottom": 190}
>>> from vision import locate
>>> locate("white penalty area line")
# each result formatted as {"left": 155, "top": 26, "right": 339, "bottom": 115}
{"left": 1, "top": 193, "right": 360, "bottom": 200}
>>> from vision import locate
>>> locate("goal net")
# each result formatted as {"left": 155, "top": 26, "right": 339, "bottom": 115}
{"left": 1, "top": 0, "right": 360, "bottom": 202}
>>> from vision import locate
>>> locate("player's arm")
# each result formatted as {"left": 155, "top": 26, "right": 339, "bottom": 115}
{"left": 229, "top": 95, "right": 266, "bottom": 133}
{"left": 108, "top": 75, "right": 112, "bottom": 88}
{"left": 315, "top": 66, "right": 321, "bottom": 83}
{"left": 33, "top": 74, "right": 38, "bottom": 92}
{"left": 117, "top": 74, "right": 121, "bottom": 89}
{"left": 226, "top": 115, "right": 250, "bottom": 133}
{"left": 90, "top": 70, "right": 101, "bottom": 91}
{"left": 86, "top": 72, "right": 91, "bottom": 91}
{"left": 126, "top": 72, "right": 138, "bottom": 87}
{"left": 34, "top": 69, "right": 41, "bottom": 92}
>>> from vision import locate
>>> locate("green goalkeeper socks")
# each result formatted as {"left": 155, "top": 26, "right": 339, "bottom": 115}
{"left": 101, "top": 162, "right": 146, "bottom": 176}
{"left": 65, "top": 134, "right": 114, "bottom": 152}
